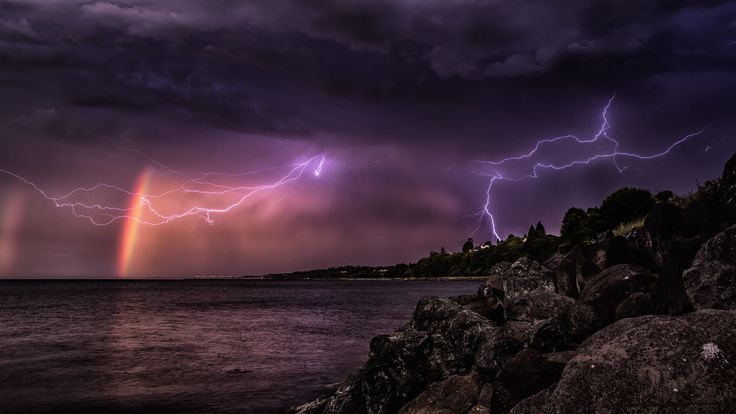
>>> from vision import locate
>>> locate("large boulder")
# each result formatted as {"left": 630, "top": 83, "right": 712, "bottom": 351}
{"left": 630, "top": 202, "right": 726, "bottom": 315}
{"left": 554, "top": 246, "right": 601, "bottom": 299}
{"left": 451, "top": 295, "right": 504, "bottom": 324}
{"left": 561, "top": 264, "right": 657, "bottom": 342}
{"left": 502, "top": 257, "right": 555, "bottom": 301}
{"left": 536, "top": 310, "right": 736, "bottom": 413}
{"left": 556, "top": 237, "right": 644, "bottom": 299}
{"left": 560, "top": 303, "right": 596, "bottom": 345}
{"left": 413, "top": 297, "right": 500, "bottom": 365}
{"left": 322, "top": 374, "right": 365, "bottom": 414}
{"left": 490, "top": 349, "right": 573, "bottom": 413}
{"left": 479, "top": 258, "right": 555, "bottom": 302}
{"left": 613, "top": 291, "right": 653, "bottom": 321}
{"left": 683, "top": 224, "right": 736, "bottom": 310}
{"left": 504, "top": 291, "right": 576, "bottom": 352}
{"left": 361, "top": 329, "right": 463, "bottom": 414}
{"left": 475, "top": 293, "right": 576, "bottom": 377}
{"left": 473, "top": 316, "right": 571, "bottom": 378}
{"left": 474, "top": 322, "right": 528, "bottom": 378}
{"left": 476, "top": 383, "right": 493, "bottom": 409}
{"left": 648, "top": 236, "right": 701, "bottom": 315}
{"left": 505, "top": 291, "right": 575, "bottom": 322}
{"left": 542, "top": 252, "right": 565, "bottom": 275}
{"left": 397, "top": 372, "right": 481, "bottom": 414}
{"left": 508, "top": 385, "right": 556, "bottom": 414}
{"left": 480, "top": 261, "right": 512, "bottom": 298}
{"left": 578, "top": 264, "right": 657, "bottom": 325}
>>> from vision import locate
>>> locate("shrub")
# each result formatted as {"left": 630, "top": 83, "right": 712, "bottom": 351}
{"left": 599, "top": 187, "right": 655, "bottom": 227}
{"left": 613, "top": 216, "right": 646, "bottom": 237}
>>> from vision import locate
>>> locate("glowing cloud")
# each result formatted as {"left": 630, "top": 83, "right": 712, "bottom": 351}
{"left": 0, "top": 153, "right": 326, "bottom": 227}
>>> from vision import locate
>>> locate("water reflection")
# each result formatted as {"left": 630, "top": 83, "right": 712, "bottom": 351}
{"left": 0, "top": 280, "right": 478, "bottom": 413}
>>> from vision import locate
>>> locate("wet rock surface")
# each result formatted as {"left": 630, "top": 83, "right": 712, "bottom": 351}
{"left": 508, "top": 385, "right": 556, "bottom": 414}
{"left": 412, "top": 297, "right": 500, "bottom": 366}
{"left": 505, "top": 291, "right": 575, "bottom": 322}
{"left": 397, "top": 372, "right": 480, "bottom": 414}
{"left": 577, "top": 264, "right": 657, "bottom": 328}
{"left": 540, "top": 310, "right": 736, "bottom": 413}
{"left": 490, "top": 349, "right": 571, "bottom": 413}
{"left": 683, "top": 224, "right": 736, "bottom": 310}
{"left": 361, "top": 330, "right": 463, "bottom": 414}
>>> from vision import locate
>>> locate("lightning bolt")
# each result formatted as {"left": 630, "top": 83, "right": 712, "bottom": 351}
{"left": 472, "top": 94, "right": 708, "bottom": 242}
{"left": 0, "top": 153, "right": 326, "bottom": 226}
{"left": 314, "top": 156, "right": 325, "bottom": 176}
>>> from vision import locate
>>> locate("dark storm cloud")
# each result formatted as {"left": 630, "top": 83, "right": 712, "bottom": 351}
{"left": 253, "top": 0, "right": 736, "bottom": 80}
{"left": 2, "top": 3, "right": 732, "bottom": 134}
{"left": 2, "top": 1, "right": 734, "bottom": 124}
{"left": 1, "top": 0, "right": 734, "bottom": 154}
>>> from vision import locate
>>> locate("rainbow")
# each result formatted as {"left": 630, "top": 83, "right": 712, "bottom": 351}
{"left": 0, "top": 192, "right": 24, "bottom": 274}
{"left": 117, "top": 169, "right": 152, "bottom": 277}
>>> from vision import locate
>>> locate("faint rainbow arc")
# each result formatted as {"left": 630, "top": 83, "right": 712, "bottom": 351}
{"left": 0, "top": 192, "right": 24, "bottom": 274}
{"left": 117, "top": 169, "right": 152, "bottom": 277}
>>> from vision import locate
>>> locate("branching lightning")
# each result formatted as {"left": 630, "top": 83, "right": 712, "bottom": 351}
{"left": 472, "top": 95, "right": 708, "bottom": 242}
{"left": 0, "top": 94, "right": 709, "bottom": 244}
{"left": 0, "top": 152, "right": 326, "bottom": 226}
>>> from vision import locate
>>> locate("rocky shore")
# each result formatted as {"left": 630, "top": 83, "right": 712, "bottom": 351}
{"left": 289, "top": 154, "right": 736, "bottom": 414}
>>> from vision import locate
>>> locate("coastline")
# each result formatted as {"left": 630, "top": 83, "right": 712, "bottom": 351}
{"left": 288, "top": 154, "right": 736, "bottom": 414}
{"left": 259, "top": 276, "right": 490, "bottom": 282}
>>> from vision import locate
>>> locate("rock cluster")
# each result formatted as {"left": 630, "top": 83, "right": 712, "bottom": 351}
{"left": 289, "top": 155, "right": 736, "bottom": 414}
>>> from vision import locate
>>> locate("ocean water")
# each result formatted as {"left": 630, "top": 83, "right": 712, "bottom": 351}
{"left": 0, "top": 280, "right": 478, "bottom": 414}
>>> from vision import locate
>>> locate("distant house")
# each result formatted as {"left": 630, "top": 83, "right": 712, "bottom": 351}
{"left": 469, "top": 244, "right": 491, "bottom": 253}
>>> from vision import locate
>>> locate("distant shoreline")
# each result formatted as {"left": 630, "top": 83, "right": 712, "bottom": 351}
{"left": 0, "top": 276, "right": 487, "bottom": 282}
{"left": 256, "top": 276, "right": 488, "bottom": 281}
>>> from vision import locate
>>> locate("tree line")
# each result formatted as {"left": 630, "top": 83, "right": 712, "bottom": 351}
{"left": 264, "top": 181, "right": 726, "bottom": 279}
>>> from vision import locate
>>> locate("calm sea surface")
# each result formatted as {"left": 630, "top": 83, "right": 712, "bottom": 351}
{"left": 0, "top": 280, "right": 478, "bottom": 414}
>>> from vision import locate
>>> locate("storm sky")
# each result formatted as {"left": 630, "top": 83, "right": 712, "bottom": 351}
{"left": 0, "top": 0, "right": 735, "bottom": 277}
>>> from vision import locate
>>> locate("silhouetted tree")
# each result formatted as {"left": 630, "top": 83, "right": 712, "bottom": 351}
{"left": 462, "top": 237, "right": 474, "bottom": 253}
{"left": 600, "top": 187, "right": 655, "bottom": 227}
{"left": 385, "top": 263, "right": 409, "bottom": 277}
{"left": 526, "top": 221, "right": 546, "bottom": 241}
{"left": 585, "top": 207, "right": 607, "bottom": 235}
{"left": 561, "top": 207, "right": 591, "bottom": 245}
